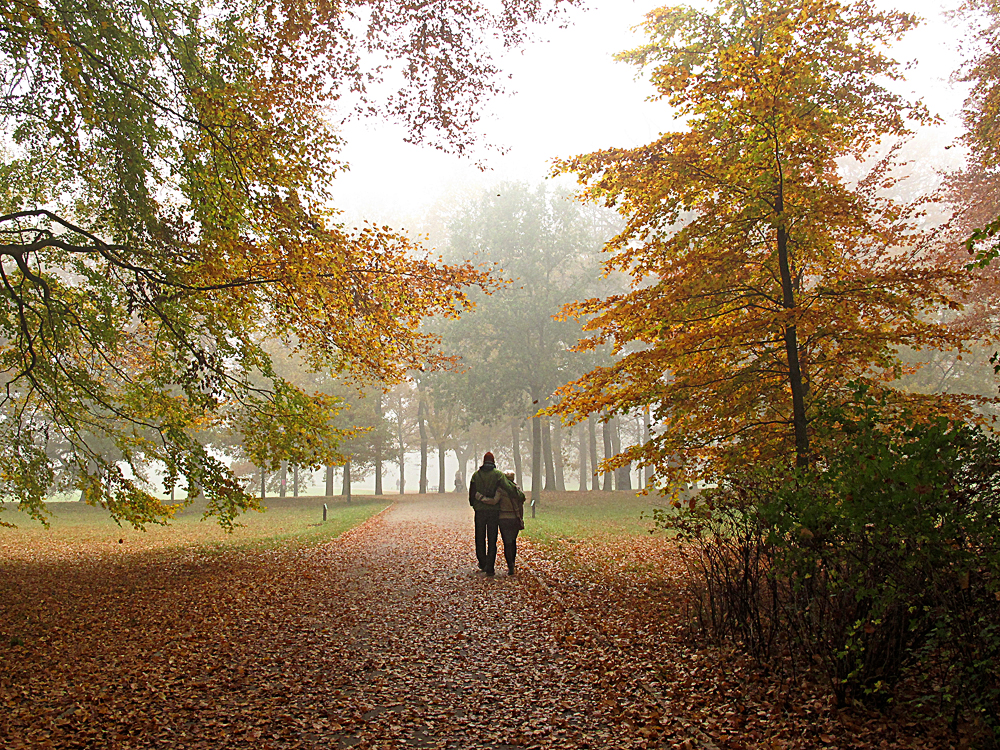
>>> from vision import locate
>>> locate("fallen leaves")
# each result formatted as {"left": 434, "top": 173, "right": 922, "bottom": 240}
{"left": 0, "top": 495, "right": 973, "bottom": 749}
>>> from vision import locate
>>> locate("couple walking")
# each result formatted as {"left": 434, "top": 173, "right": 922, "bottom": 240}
{"left": 468, "top": 451, "right": 525, "bottom": 577}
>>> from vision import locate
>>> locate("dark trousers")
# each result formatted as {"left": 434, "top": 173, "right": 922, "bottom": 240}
{"left": 499, "top": 519, "right": 520, "bottom": 572}
{"left": 474, "top": 509, "right": 500, "bottom": 572}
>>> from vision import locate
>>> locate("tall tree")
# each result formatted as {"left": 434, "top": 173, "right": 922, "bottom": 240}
{"left": 511, "top": 418, "right": 524, "bottom": 486}
{"left": 601, "top": 416, "right": 613, "bottom": 491}
{"left": 0, "top": 0, "right": 565, "bottom": 528}
{"left": 939, "top": 0, "right": 1000, "bottom": 393}
{"left": 554, "top": 0, "right": 971, "bottom": 486}
{"left": 588, "top": 415, "right": 599, "bottom": 491}
{"left": 541, "top": 417, "right": 556, "bottom": 490}
{"left": 417, "top": 388, "right": 429, "bottom": 494}
{"left": 374, "top": 392, "right": 384, "bottom": 496}
{"left": 388, "top": 383, "right": 419, "bottom": 494}
{"left": 552, "top": 421, "right": 566, "bottom": 491}
{"left": 956, "top": 0, "right": 1000, "bottom": 266}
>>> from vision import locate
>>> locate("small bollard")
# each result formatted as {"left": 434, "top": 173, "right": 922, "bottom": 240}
{"left": 322, "top": 503, "right": 328, "bottom": 522}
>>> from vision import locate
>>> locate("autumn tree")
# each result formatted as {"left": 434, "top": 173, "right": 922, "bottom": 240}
{"left": 955, "top": 0, "right": 1000, "bottom": 269}
{"left": 0, "top": 0, "right": 568, "bottom": 527}
{"left": 553, "top": 0, "right": 972, "bottom": 485}
{"left": 937, "top": 0, "right": 1000, "bottom": 389}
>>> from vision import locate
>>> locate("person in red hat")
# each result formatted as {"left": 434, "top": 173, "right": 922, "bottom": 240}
{"left": 468, "top": 451, "right": 515, "bottom": 576}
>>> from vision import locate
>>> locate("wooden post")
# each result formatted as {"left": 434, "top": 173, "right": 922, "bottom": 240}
{"left": 323, "top": 503, "right": 328, "bottom": 522}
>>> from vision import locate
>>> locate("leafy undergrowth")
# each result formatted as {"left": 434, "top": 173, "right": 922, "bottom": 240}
{"left": 0, "top": 494, "right": 970, "bottom": 749}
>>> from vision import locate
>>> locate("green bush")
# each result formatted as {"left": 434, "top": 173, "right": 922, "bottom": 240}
{"left": 659, "top": 396, "right": 1000, "bottom": 740}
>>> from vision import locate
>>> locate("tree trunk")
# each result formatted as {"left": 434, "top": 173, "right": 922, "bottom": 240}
{"left": 588, "top": 415, "right": 599, "bottom": 491}
{"left": 325, "top": 465, "right": 334, "bottom": 497}
{"left": 776, "top": 208, "right": 810, "bottom": 467}
{"left": 453, "top": 442, "right": 469, "bottom": 491}
{"left": 452, "top": 449, "right": 462, "bottom": 492}
{"left": 397, "top": 394, "right": 406, "bottom": 494}
{"left": 643, "top": 405, "right": 652, "bottom": 488}
{"left": 602, "top": 415, "right": 613, "bottom": 491}
{"left": 511, "top": 418, "right": 523, "bottom": 487}
{"left": 342, "top": 459, "right": 351, "bottom": 503}
{"left": 293, "top": 465, "right": 299, "bottom": 497}
{"left": 612, "top": 415, "right": 631, "bottom": 490}
{"left": 530, "top": 387, "right": 541, "bottom": 515}
{"left": 531, "top": 412, "right": 541, "bottom": 516}
{"left": 375, "top": 392, "right": 383, "bottom": 496}
{"left": 279, "top": 460, "right": 288, "bottom": 498}
{"left": 418, "top": 395, "right": 428, "bottom": 494}
{"left": 542, "top": 417, "right": 556, "bottom": 491}
{"left": 261, "top": 471, "right": 267, "bottom": 500}
{"left": 438, "top": 441, "right": 447, "bottom": 493}
{"left": 553, "top": 420, "right": 566, "bottom": 491}
{"left": 578, "top": 421, "right": 587, "bottom": 491}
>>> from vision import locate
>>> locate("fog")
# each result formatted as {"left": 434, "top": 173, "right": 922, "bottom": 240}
{"left": 332, "top": 0, "right": 969, "bottom": 228}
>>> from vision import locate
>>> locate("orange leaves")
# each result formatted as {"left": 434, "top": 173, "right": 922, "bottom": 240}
{"left": 551, "top": 0, "right": 979, "bottom": 484}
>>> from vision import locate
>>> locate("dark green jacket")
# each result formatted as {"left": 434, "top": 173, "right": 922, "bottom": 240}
{"left": 469, "top": 464, "right": 508, "bottom": 512}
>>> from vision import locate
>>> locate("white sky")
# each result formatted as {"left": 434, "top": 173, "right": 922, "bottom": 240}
{"left": 330, "top": 0, "right": 970, "bottom": 225}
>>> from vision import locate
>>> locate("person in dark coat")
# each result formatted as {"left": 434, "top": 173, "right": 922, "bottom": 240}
{"left": 468, "top": 451, "right": 513, "bottom": 576}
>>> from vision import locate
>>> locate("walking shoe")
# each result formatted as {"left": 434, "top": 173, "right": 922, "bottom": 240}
{"left": 507, "top": 566, "right": 515, "bottom": 576}
{"left": 485, "top": 569, "right": 495, "bottom": 577}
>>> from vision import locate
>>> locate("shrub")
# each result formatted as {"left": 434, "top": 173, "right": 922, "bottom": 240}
{"left": 658, "top": 396, "right": 1000, "bottom": 739}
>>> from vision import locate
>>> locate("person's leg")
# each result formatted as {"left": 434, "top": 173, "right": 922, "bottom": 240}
{"left": 508, "top": 527, "right": 519, "bottom": 574}
{"left": 485, "top": 511, "right": 500, "bottom": 575}
{"left": 474, "top": 511, "right": 487, "bottom": 570}
{"left": 499, "top": 520, "right": 517, "bottom": 574}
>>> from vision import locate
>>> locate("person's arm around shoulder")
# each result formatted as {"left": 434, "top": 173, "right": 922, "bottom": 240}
{"left": 500, "top": 475, "right": 520, "bottom": 499}
{"left": 505, "top": 477, "right": 526, "bottom": 525}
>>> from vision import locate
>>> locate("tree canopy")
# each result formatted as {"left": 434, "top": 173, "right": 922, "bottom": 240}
{"left": 957, "top": 0, "right": 1000, "bottom": 265}
{"left": 0, "top": 0, "right": 567, "bottom": 527}
{"left": 552, "top": 0, "right": 974, "bottom": 486}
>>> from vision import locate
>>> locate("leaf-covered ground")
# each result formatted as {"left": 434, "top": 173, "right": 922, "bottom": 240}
{"left": 0, "top": 495, "right": 966, "bottom": 749}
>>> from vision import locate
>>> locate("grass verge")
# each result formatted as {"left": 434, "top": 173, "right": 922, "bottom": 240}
{"left": 0, "top": 495, "right": 390, "bottom": 560}
{"left": 516, "top": 490, "right": 678, "bottom": 577}
{"left": 521, "top": 489, "right": 667, "bottom": 543}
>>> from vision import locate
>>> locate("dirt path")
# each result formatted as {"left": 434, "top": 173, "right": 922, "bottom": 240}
{"left": 279, "top": 494, "right": 659, "bottom": 749}
{"left": 0, "top": 495, "right": 667, "bottom": 750}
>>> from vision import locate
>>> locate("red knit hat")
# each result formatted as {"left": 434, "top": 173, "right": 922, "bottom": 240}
{"left": 483, "top": 451, "right": 495, "bottom": 464}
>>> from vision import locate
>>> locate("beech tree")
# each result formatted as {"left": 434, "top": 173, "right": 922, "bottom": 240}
{"left": 0, "top": 0, "right": 566, "bottom": 528}
{"left": 945, "top": 0, "right": 1000, "bottom": 394}
{"left": 553, "top": 0, "right": 972, "bottom": 485}
{"left": 957, "top": 0, "right": 1000, "bottom": 266}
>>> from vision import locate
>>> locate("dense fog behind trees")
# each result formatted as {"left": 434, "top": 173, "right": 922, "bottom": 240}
{"left": 163, "top": 182, "right": 644, "bottom": 500}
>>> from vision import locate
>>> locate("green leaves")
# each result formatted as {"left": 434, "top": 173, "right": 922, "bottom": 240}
{"left": 0, "top": 1, "right": 562, "bottom": 528}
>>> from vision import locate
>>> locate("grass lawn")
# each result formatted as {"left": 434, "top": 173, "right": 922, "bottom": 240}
{"left": 0, "top": 494, "right": 390, "bottom": 561}
{"left": 521, "top": 489, "right": 671, "bottom": 545}
{"left": 518, "top": 490, "right": 678, "bottom": 577}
